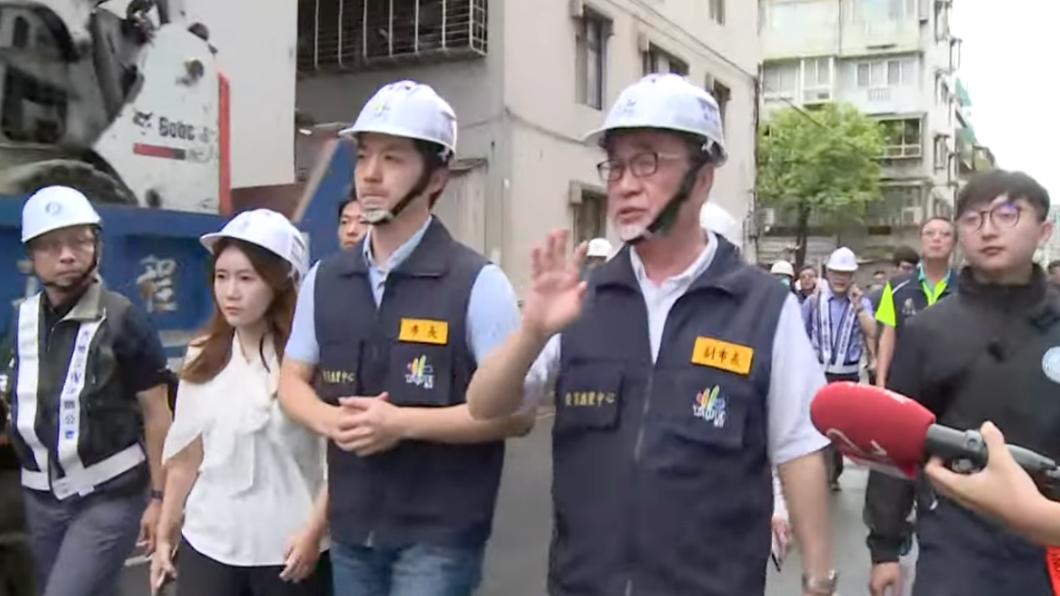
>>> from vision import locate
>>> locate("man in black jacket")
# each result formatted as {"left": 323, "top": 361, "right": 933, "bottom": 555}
{"left": 864, "top": 169, "right": 1060, "bottom": 596}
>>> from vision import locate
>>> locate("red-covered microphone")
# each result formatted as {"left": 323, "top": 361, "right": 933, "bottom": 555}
{"left": 810, "top": 383, "right": 1060, "bottom": 497}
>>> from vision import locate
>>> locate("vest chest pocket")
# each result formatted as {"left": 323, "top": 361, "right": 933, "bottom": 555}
{"left": 384, "top": 342, "right": 454, "bottom": 407}
{"left": 648, "top": 369, "right": 751, "bottom": 472}
{"left": 554, "top": 362, "right": 623, "bottom": 434}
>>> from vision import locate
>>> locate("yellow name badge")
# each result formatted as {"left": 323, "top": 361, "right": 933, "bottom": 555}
{"left": 398, "top": 318, "right": 449, "bottom": 345}
{"left": 691, "top": 337, "right": 754, "bottom": 376}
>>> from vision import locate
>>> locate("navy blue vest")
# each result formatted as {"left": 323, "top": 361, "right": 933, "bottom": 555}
{"left": 314, "top": 219, "right": 503, "bottom": 549}
{"left": 550, "top": 237, "right": 787, "bottom": 596}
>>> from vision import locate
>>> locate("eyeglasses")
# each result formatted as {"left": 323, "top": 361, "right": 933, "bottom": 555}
{"left": 31, "top": 236, "right": 95, "bottom": 256}
{"left": 596, "top": 152, "right": 686, "bottom": 183}
{"left": 957, "top": 202, "right": 1022, "bottom": 232}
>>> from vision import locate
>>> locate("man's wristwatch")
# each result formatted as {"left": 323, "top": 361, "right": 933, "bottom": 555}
{"left": 150, "top": 489, "right": 164, "bottom": 501}
{"left": 802, "top": 570, "right": 839, "bottom": 595}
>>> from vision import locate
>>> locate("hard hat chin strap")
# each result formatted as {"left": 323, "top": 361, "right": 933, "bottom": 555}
{"left": 368, "top": 166, "right": 434, "bottom": 226}
{"left": 628, "top": 154, "right": 710, "bottom": 245}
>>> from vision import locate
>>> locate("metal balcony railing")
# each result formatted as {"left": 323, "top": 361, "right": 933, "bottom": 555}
{"left": 298, "top": 0, "right": 488, "bottom": 74}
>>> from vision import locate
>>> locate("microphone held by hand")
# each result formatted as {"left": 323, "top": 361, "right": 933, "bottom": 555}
{"left": 810, "top": 382, "right": 1060, "bottom": 500}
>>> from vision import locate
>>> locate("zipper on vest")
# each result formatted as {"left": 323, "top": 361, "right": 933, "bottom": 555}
{"left": 627, "top": 370, "right": 655, "bottom": 596}
{"left": 632, "top": 372, "right": 654, "bottom": 463}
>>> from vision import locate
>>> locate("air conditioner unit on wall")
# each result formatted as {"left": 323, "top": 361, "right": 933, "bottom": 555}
{"left": 803, "top": 88, "right": 832, "bottom": 104}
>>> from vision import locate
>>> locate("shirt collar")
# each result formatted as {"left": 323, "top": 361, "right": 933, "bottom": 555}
{"left": 629, "top": 230, "right": 718, "bottom": 290}
{"left": 918, "top": 263, "right": 955, "bottom": 287}
{"left": 45, "top": 277, "right": 104, "bottom": 322}
{"left": 361, "top": 215, "right": 433, "bottom": 273}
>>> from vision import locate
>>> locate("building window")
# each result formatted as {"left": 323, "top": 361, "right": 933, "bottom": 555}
{"left": 934, "top": 134, "right": 949, "bottom": 171}
{"left": 803, "top": 57, "right": 832, "bottom": 88}
{"left": 856, "top": 57, "right": 915, "bottom": 88}
{"left": 575, "top": 10, "right": 609, "bottom": 110}
{"left": 297, "top": 0, "right": 489, "bottom": 73}
{"left": 643, "top": 44, "right": 688, "bottom": 77}
{"left": 880, "top": 118, "right": 922, "bottom": 158}
{"left": 850, "top": 0, "right": 917, "bottom": 22}
{"left": 709, "top": 0, "right": 725, "bottom": 25}
{"left": 869, "top": 184, "right": 923, "bottom": 226}
{"left": 573, "top": 188, "right": 607, "bottom": 244}
{"left": 763, "top": 61, "right": 798, "bottom": 98}
{"left": 708, "top": 77, "right": 731, "bottom": 127}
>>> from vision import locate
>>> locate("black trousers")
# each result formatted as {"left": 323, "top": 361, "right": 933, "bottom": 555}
{"left": 176, "top": 538, "right": 331, "bottom": 596}
{"left": 823, "top": 372, "right": 861, "bottom": 484}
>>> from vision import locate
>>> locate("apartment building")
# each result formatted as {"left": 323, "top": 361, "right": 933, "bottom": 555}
{"left": 294, "top": 0, "right": 760, "bottom": 292}
{"left": 758, "top": 0, "right": 964, "bottom": 264}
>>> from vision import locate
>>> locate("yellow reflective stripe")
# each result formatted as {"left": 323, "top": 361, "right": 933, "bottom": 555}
{"left": 875, "top": 282, "right": 897, "bottom": 327}
{"left": 922, "top": 277, "right": 949, "bottom": 306}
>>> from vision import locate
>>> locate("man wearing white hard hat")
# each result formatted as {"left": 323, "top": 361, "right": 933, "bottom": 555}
{"left": 1, "top": 186, "right": 172, "bottom": 596}
{"left": 466, "top": 74, "right": 836, "bottom": 595}
{"left": 771, "top": 260, "right": 796, "bottom": 291}
{"left": 801, "top": 246, "right": 876, "bottom": 490}
{"left": 278, "top": 81, "right": 531, "bottom": 596}
{"left": 583, "top": 237, "right": 612, "bottom": 272}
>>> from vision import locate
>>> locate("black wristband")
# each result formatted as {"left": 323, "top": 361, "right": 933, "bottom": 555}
{"left": 150, "top": 489, "right": 164, "bottom": 501}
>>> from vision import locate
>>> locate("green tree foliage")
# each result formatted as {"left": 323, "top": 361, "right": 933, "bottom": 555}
{"left": 757, "top": 103, "right": 885, "bottom": 267}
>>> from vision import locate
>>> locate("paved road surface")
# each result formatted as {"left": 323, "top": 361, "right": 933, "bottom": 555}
{"left": 121, "top": 413, "right": 876, "bottom": 595}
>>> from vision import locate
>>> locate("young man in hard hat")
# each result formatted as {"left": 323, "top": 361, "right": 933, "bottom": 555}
{"left": 865, "top": 170, "right": 1060, "bottom": 596}
{"left": 278, "top": 81, "right": 532, "bottom": 596}
{"left": 465, "top": 74, "right": 836, "bottom": 596}
{"left": 1, "top": 186, "right": 172, "bottom": 596}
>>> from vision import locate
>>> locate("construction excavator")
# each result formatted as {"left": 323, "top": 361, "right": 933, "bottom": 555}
{"left": 0, "top": 0, "right": 226, "bottom": 212}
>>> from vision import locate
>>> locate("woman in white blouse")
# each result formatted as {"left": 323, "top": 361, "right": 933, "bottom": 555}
{"left": 150, "top": 210, "right": 328, "bottom": 595}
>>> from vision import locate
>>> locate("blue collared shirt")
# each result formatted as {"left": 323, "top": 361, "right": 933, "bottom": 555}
{"left": 286, "top": 216, "right": 521, "bottom": 366}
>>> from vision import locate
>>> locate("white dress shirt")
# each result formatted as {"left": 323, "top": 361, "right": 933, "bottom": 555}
{"left": 163, "top": 337, "right": 326, "bottom": 566}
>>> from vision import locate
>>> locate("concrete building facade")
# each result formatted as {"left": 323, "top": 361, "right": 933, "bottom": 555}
{"left": 294, "top": 0, "right": 761, "bottom": 293}
{"left": 757, "top": 0, "right": 964, "bottom": 267}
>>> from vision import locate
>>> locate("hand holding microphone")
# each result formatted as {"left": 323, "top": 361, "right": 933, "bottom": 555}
{"left": 809, "top": 382, "right": 1060, "bottom": 500}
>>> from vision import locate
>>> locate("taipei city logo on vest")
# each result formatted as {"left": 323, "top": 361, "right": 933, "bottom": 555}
{"left": 692, "top": 385, "right": 727, "bottom": 428}
{"left": 405, "top": 355, "right": 435, "bottom": 389}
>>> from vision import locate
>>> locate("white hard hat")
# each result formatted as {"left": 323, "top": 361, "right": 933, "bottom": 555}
{"left": 339, "top": 80, "right": 457, "bottom": 158}
{"left": 699, "top": 202, "right": 740, "bottom": 244}
{"left": 586, "top": 237, "right": 613, "bottom": 259}
{"left": 21, "top": 186, "right": 102, "bottom": 243}
{"left": 770, "top": 260, "right": 795, "bottom": 278}
{"left": 826, "top": 247, "right": 859, "bottom": 272}
{"left": 200, "top": 209, "right": 309, "bottom": 282}
{"left": 584, "top": 74, "right": 727, "bottom": 164}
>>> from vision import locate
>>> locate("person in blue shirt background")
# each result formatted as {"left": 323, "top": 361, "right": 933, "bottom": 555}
{"left": 802, "top": 246, "right": 876, "bottom": 491}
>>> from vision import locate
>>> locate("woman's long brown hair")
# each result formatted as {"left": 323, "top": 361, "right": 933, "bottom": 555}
{"left": 181, "top": 238, "right": 298, "bottom": 384}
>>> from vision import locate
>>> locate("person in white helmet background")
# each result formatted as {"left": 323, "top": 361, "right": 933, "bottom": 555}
{"left": 465, "top": 74, "right": 836, "bottom": 596}
{"left": 771, "top": 260, "right": 796, "bottom": 291}
{"left": 278, "top": 81, "right": 533, "bottom": 596}
{"left": 801, "top": 246, "right": 877, "bottom": 491}
{"left": 0, "top": 186, "right": 173, "bottom": 596}
{"left": 582, "top": 238, "right": 612, "bottom": 276}
{"left": 150, "top": 210, "right": 331, "bottom": 595}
